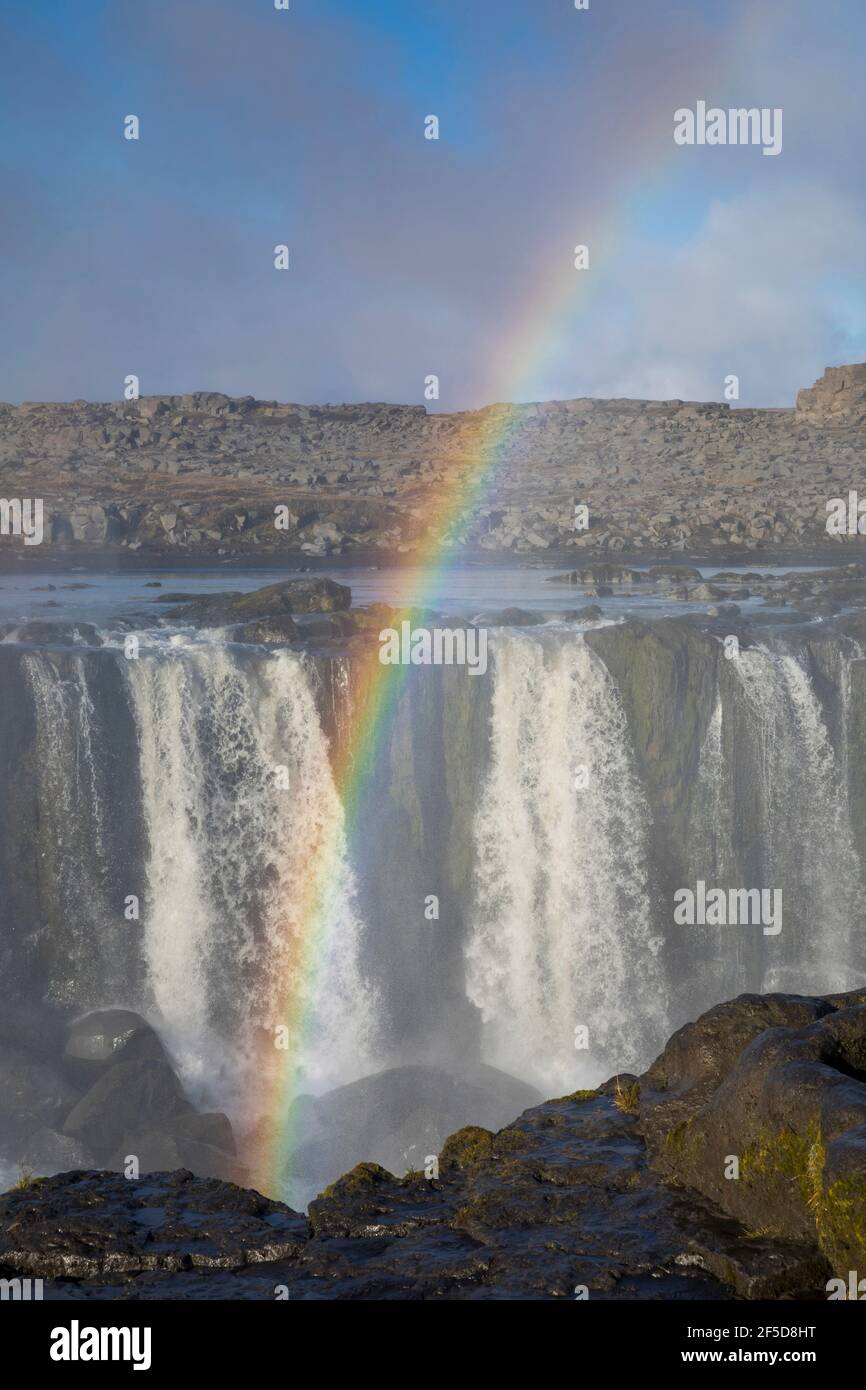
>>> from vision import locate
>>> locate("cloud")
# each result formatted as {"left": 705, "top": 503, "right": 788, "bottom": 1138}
{"left": 532, "top": 183, "right": 866, "bottom": 407}
{"left": 0, "top": 0, "right": 864, "bottom": 407}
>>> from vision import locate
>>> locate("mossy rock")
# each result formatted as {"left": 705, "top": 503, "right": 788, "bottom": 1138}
{"left": 321, "top": 1161, "right": 395, "bottom": 1199}
{"left": 439, "top": 1125, "right": 495, "bottom": 1170}
{"left": 740, "top": 1125, "right": 823, "bottom": 1211}
{"left": 549, "top": 1088, "right": 599, "bottom": 1106}
{"left": 817, "top": 1172, "right": 866, "bottom": 1273}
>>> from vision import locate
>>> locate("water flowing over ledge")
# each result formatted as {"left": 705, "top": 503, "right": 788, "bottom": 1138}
{"left": 2, "top": 616, "right": 866, "bottom": 1197}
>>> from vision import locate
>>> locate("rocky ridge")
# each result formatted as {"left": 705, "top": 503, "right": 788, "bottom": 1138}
{"left": 2, "top": 365, "right": 866, "bottom": 560}
{"left": 2, "top": 988, "right": 865, "bottom": 1300}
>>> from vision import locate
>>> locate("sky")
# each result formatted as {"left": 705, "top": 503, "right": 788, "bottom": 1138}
{"left": 1, "top": 0, "right": 865, "bottom": 410}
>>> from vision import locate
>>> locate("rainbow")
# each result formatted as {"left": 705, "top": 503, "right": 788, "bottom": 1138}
{"left": 252, "top": 8, "right": 766, "bottom": 1192}
{"left": 254, "top": 234, "right": 616, "bottom": 1196}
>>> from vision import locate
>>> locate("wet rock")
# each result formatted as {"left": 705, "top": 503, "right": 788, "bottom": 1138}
{"left": 108, "top": 1112, "right": 245, "bottom": 1185}
{"left": 564, "top": 605, "right": 603, "bottom": 622}
{"left": 642, "top": 989, "right": 866, "bottom": 1277}
{"left": 63, "top": 1009, "right": 171, "bottom": 1087}
{"left": 228, "top": 615, "right": 300, "bottom": 644}
{"left": 0, "top": 1044, "right": 80, "bottom": 1146}
{"left": 475, "top": 607, "right": 541, "bottom": 626}
{"left": 293, "top": 612, "right": 356, "bottom": 641}
{"left": 688, "top": 583, "right": 727, "bottom": 601}
{"left": 0, "top": 1169, "right": 308, "bottom": 1278}
{"left": 682, "top": 1226, "right": 830, "bottom": 1299}
{"left": 287, "top": 1064, "right": 543, "bottom": 1198}
{"left": 547, "top": 565, "right": 642, "bottom": 585}
{"left": 0, "top": 620, "right": 103, "bottom": 646}
{"left": 0, "top": 989, "right": 853, "bottom": 1299}
{"left": 20, "top": 1127, "right": 96, "bottom": 1176}
{"left": 648, "top": 565, "right": 703, "bottom": 581}
{"left": 158, "top": 577, "right": 351, "bottom": 625}
{"left": 63, "top": 1059, "right": 193, "bottom": 1160}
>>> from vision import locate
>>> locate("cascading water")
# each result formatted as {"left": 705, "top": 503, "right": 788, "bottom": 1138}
{"left": 22, "top": 650, "right": 136, "bottom": 1006}
{"left": 729, "top": 643, "right": 863, "bottom": 992}
{"left": 124, "top": 643, "right": 381, "bottom": 1120}
{"left": 7, "top": 620, "right": 866, "bottom": 1192}
{"left": 465, "top": 630, "right": 667, "bottom": 1095}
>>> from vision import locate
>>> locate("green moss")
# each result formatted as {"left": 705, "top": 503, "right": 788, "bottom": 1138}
{"left": 662, "top": 1117, "right": 707, "bottom": 1170}
{"left": 739, "top": 1125, "right": 822, "bottom": 1210}
{"left": 550, "top": 1088, "right": 599, "bottom": 1106}
{"left": 321, "top": 1161, "right": 395, "bottom": 1199}
{"left": 665, "top": 1121, "right": 689, "bottom": 1153}
{"left": 11, "top": 1167, "right": 43, "bottom": 1192}
{"left": 816, "top": 1173, "right": 866, "bottom": 1274}
{"left": 439, "top": 1125, "right": 495, "bottom": 1170}
{"left": 613, "top": 1079, "right": 640, "bottom": 1115}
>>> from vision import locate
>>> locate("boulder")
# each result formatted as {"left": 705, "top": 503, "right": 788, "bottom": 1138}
{"left": 641, "top": 989, "right": 866, "bottom": 1277}
{"left": 63, "top": 1009, "right": 171, "bottom": 1087}
{"left": 797, "top": 364, "right": 866, "bottom": 423}
{"left": 0, "top": 989, "right": 859, "bottom": 1300}
{"left": 0, "top": 620, "right": 103, "bottom": 646}
{"left": 108, "top": 1112, "right": 245, "bottom": 1185}
{"left": 546, "top": 564, "right": 642, "bottom": 585}
{"left": 0, "top": 1044, "right": 80, "bottom": 1146}
{"left": 0, "top": 1169, "right": 308, "bottom": 1278}
{"left": 20, "top": 1127, "right": 96, "bottom": 1175}
{"left": 228, "top": 615, "right": 299, "bottom": 645}
{"left": 62, "top": 1058, "right": 193, "bottom": 1160}
{"left": 158, "top": 577, "right": 351, "bottom": 625}
{"left": 287, "top": 1063, "right": 543, "bottom": 1196}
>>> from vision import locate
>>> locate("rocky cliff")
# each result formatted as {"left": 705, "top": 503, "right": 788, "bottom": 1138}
{"left": 1, "top": 987, "right": 864, "bottom": 1300}
{"left": 2, "top": 365, "right": 866, "bottom": 560}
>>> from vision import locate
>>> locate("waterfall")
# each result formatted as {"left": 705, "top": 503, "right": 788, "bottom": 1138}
{"left": 22, "top": 651, "right": 132, "bottom": 1004}
{"left": 124, "top": 644, "right": 381, "bottom": 1116}
{"left": 9, "top": 622, "right": 866, "bottom": 1152}
{"left": 465, "top": 630, "right": 667, "bottom": 1095}
{"left": 730, "top": 644, "right": 863, "bottom": 991}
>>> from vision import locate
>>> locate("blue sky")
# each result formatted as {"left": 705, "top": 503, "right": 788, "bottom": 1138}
{"left": 1, "top": 0, "right": 865, "bottom": 408}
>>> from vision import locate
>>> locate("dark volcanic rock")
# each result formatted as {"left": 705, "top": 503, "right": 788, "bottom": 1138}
{"left": 287, "top": 1063, "right": 543, "bottom": 1195}
{"left": 0, "top": 620, "right": 103, "bottom": 646}
{"left": 0, "top": 1044, "right": 80, "bottom": 1146}
{"left": 641, "top": 988, "right": 866, "bottom": 1277}
{"left": 228, "top": 614, "right": 300, "bottom": 644}
{"left": 63, "top": 1009, "right": 171, "bottom": 1087}
{"left": 20, "top": 1127, "right": 96, "bottom": 1175}
{"left": 158, "top": 578, "right": 351, "bottom": 625}
{"left": 107, "top": 1113, "right": 244, "bottom": 1185}
{"left": 0, "top": 1169, "right": 307, "bottom": 1278}
{"left": 62, "top": 1059, "right": 193, "bottom": 1160}
{"left": 546, "top": 564, "right": 643, "bottom": 586}
{"left": 2, "top": 989, "right": 862, "bottom": 1299}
